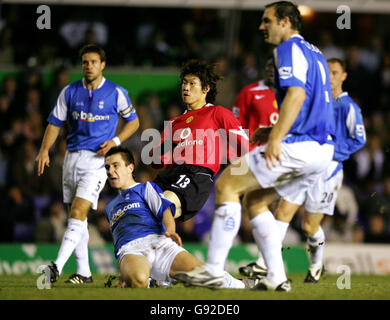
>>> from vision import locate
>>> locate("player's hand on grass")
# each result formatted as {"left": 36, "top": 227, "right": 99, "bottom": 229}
{"left": 250, "top": 126, "right": 272, "bottom": 146}
{"left": 35, "top": 150, "right": 50, "bottom": 176}
{"left": 98, "top": 139, "right": 116, "bottom": 156}
{"left": 165, "top": 231, "right": 182, "bottom": 247}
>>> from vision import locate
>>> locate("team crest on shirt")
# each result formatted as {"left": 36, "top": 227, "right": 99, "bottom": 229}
{"left": 98, "top": 100, "right": 104, "bottom": 109}
{"left": 186, "top": 116, "right": 194, "bottom": 124}
{"left": 278, "top": 66, "right": 292, "bottom": 79}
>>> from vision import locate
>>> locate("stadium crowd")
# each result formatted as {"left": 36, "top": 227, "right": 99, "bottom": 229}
{"left": 1, "top": 4, "right": 390, "bottom": 245}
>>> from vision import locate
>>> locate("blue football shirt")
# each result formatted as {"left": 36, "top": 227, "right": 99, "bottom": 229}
{"left": 48, "top": 77, "right": 138, "bottom": 152}
{"left": 104, "top": 182, "right": 176, "bottom": 259}
{"left": 273, "top": 34, "right": 335, "bottom": 145}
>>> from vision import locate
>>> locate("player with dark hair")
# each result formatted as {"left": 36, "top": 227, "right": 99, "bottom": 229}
{"left": 239, "top": 58, "right": 366, "bottom": 282}
{"left": 104, "top": 146, "right": 252, "bottom": 289}
{"left": 36, "top": 44, "right": 139, "bottom": 284}
{"left": 173, "top": 1, "right": 335, "bottom": 291}
{"left": 152, "top": 59, "right": 249, "bottom": 222}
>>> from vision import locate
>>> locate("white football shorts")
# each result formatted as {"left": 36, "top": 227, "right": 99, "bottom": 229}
{"left": 246, "top": 140, "right": 334, "bottom": 205}
{"left": 117, "top": 234, "right": 186, "bottom": 281}
{"left": 63, "top": 150, "right": 107, "bottom": 210}
{"left": 304, "top": 161, "right": 343, "bottom": 215}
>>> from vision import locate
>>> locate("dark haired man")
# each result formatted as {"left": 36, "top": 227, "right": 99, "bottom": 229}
{"left": 173, "top": 1, "right": 335, "bottom": 291}
{"left": 36, "top": 44, "right": 139, "bottom": 284}
{"left": 152, "top": 59, "right": 249, "bottom": 223}
{"left": 104, "top": 147, "right": 252, "bottom": 289}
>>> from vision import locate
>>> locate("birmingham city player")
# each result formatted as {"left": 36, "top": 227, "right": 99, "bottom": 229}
{"left": 272, "top": 58, "right": 366, "bottom": 282}
{"left": 173, "top": 1, "right": 335, "bottom": 291}
{"left": 36, "top": 45, "right": 139, "bottom": 284}
{"left": 152, "top": 59, "right": 249, "bottom": 222}
{"left": 105, "top": 147, "right": 252, "bottom": 289}
{"left": 240, "top": 58, "right": 366, "bottom": 282}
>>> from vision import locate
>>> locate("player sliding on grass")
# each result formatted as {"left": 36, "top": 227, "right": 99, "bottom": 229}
{"left": 104, "top": 146, "right": 253, "bottom": 289}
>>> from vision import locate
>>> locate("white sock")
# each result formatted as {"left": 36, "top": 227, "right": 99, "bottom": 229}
{"left": 74, "top": 219, "right": 91, "bottom": 277}
{"left": 255, "top": 220, "right": 289, "bottom": 268}
{"left": 204, "top": 202, "right": 241, "bottom": 277}
{"left": 276, "top": 220, "right": 289, "bottom": 242}
{"left": 307, "top": 226, "right": 325, "bottom": 269}
{"left": 251, "top": 211, "right": 287, "bottom": 285}
{"left": 223, "top": 271, "right": 245, "bottom": 289}
{"left": 55, "top": 218, "right": 85, "bottom": 274}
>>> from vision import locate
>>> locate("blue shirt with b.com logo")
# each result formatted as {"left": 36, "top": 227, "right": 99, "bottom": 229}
{"left": 48, "top": 77, "right": 138, "bottom": 152}
{"left": 105, "top": 182, "right": 176, "bottom": 259}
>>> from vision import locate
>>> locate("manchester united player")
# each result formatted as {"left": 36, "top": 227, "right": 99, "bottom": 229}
{"left": 152, "top": 59, "right": 249, "bottom": 222}
{"left": 232, "top": 58, "right": 279, "bottom": 150}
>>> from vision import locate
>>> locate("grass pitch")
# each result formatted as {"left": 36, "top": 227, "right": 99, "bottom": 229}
{"left": 1, "top": 273, "right": 389, "bottom": 300}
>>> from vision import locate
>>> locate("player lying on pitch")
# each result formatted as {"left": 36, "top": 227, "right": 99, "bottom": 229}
{"left": 104, "top": 146, "right": 254, "bottom": 289}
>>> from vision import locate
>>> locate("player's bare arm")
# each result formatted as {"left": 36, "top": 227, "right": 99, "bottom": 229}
{"left": 266, "top": 86, "right": 305, "bottom": 169}
{"left": 35, "top": 123, "right": 62, "bottom": 176}
{"left": 162, "top": 208, "right": 182, "bottom": 247}
{"left": 97, "top": 117, "right": 140, "bottom": 156}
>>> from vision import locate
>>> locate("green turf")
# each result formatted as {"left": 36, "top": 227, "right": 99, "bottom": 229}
{"left": 1, "top": 273, "right": 389, "bottom": 300}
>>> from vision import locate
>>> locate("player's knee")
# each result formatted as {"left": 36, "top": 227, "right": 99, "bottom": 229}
{"left": 129, "top": 272, "right": 149, "bottom": 288}
{"left": 301, "top": 220, "right": 317, "bottom": 237}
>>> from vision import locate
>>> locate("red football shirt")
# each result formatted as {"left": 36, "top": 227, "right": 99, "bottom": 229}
{"left": 156, "top": 104, "right": 249, "bottom": 175}
{"left": 233, "top": 80, "right": 279, "bottom": 149}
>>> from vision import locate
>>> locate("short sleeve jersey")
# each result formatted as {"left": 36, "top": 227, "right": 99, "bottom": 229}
{"left": 48, "top": 77, "right": 138, "bottom": 152}
{"left": 273, "top": 34, "right": 335, "bottom": 145}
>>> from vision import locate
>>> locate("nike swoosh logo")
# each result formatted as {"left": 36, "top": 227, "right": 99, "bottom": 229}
{"left": 255, "top": 95, "right": 265, "bottom": 100}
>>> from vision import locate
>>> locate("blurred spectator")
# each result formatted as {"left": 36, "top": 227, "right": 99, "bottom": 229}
{"left": 367, "top": 175, "right": 390, "bottom": 230}
{"left": 236, "top": 52, "right": 260, "bottom": 90}
{"left": 353, "top": 134, "right": 385, "bottom": 186}
{"left": 178, "top": 21, "right": 201, "bottom": 64}
{"left": 318, "top": 31, "right": 345, "bottom": 61}
{"left": 214, "top": 55, "right": 237, "bottom": 109}
{"left": 0, "top": 26, "right": 15, "bottom": 65}
{"left": 34, "top": 201, "right": 67, "bottom": 243}
{"left": 364, "top": 214, "right": 390, "bottom": 243}
{"left": 6, "top": 185, "right": 35, "bottom": 241}
{"left": 165, "top": 103, "right": 183, "bottom": 119}
{"left": 380, "top": 53, "right": 390, "bottom": 110}
{"left": 2, "top": 75, "right": 18, "bottom": 110}
{"left": 45, "top": 66, "right": 69, "bottom": 118}
{"left": 145, "top": 93, "right": 164, "bottom": 130}
{"left": 0, "top": 93, "right": 11, "bottom": 131}
{"left": 9, "top": 139, "right": 45, "bottom": 197}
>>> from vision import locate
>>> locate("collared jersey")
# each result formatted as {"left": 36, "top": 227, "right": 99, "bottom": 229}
{"left": 333, "top": 92, "right": 366, "bottom": 163}
{"left": 155, "top": 104, "right": 249, "bottom": 175}
{"left": 232, "top": 80, "right": 279, "bottom": 150}
{"left": 105, "top": 182, "right": 176, "bottom": 259}
{"left": 273, "top": 34, "right": 335, "bottom": 144}
{"left": 48, "top": 77, "right": 137, "bottom": 152}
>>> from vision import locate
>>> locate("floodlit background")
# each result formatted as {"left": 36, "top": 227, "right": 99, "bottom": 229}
{"left": 0, "top": 1, "right": 389, "bottom": 274}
